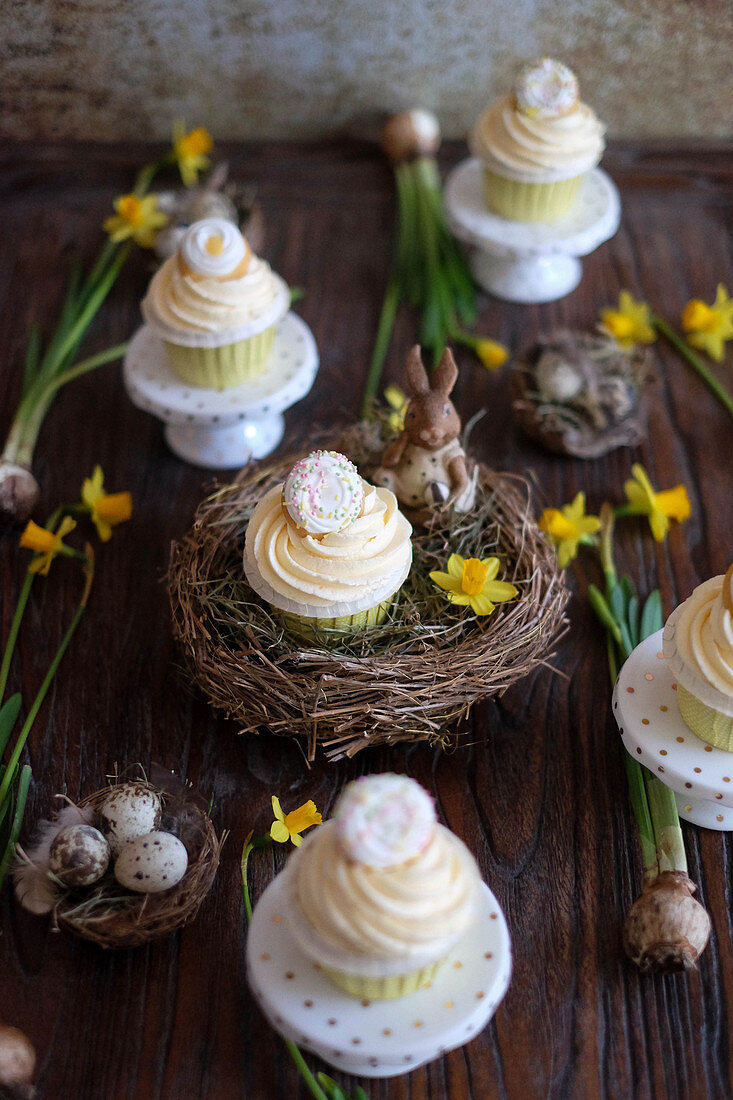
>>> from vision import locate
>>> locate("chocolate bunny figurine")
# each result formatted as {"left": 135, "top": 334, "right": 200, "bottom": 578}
{"left": 373, "top": 345, "right": 477, "bottom": 519}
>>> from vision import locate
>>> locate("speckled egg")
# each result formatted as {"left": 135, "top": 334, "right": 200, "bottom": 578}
{"left": 98, "top": 783, "right": 162, "bottom": 855}
{"left": 48, "top": 824, "right": 110, "bottom": 886}
{"left": 114, "top": 831, "right": 188, "bottom": 894}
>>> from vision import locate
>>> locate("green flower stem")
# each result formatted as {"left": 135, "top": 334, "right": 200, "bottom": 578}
{"left": 360, "top": 276, "right": 401, "bottom": 419}
{"left": 644, "top": 770, "right": 687, "bottom": 876}
{"left": 133, "top": 157, "right": 168, "bottom": 197}
{"left": 653, "top": 313, "right": 733, "bottom": 420}
{"left": 624, "top": 754, "right": 657, "bottom": 877}
{"left": 0, "top": 763, "right": 31, "bottom": 894}
{"left": 0, "top": 573, "right": 33, "bottom": 703}
{"left": 0, "top": 552, "right": 93, "bottom": 811}
{"left": 283, "top": 1042, "right": 331, "bottom": 1100}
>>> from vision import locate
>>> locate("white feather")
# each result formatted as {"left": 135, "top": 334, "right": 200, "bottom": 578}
{"left": 13, "top": 800, "right": 93, "bottom": 915}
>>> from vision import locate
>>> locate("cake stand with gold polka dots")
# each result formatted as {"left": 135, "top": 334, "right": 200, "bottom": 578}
{"left": 613, "top": 629, "right": 733, "bottom": 830}
{"left": 246, "top": 874, "right": 511, "bottom": 1078}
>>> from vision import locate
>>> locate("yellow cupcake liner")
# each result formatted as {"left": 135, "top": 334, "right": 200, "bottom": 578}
{"left": 320, "top": 959, "right": 445, "bottom": 1001}
{"left": 481, "top": 169, "right": 582, "bottom": 222}
{"left": 279, "top": 600, "right": 392, "bottom": 646}
{"left": 163, "top": 326, "right": 275, "bottom": 390}
{"left": 677, "top": 684, "right": 733, "bottom": 752}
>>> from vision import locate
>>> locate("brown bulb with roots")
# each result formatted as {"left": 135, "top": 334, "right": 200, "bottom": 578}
{"left": 623, "top": 870, "right": 711, "bottom": 973}
{"left": 0, "top": 1023, "right": 36, "bottom": 1099}
{"left": 0, "top": 463, "right": 40, "bottom": 527}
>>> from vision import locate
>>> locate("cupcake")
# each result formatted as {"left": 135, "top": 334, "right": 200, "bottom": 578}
{"left": 281, "top": 773, "right": 483, "bottom": 999}
{"left": 469, "top": 59, "right": 605, "bottom": 222}
{"left": 142, "top": 217, "right": 289, "bottom": 389}
{"left": 243, "top": 450, "right": 412, "bottom": 644}
{"left": 663, "top": 566, "right": 733, "bottom": 750}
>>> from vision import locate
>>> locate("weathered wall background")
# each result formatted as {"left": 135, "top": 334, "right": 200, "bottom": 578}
{"left": 1, "top": 0, "right": 731, "bottom": 142}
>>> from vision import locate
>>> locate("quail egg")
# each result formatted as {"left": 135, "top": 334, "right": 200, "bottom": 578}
{"left": 48, "top": 824, "right": 110, "bottom": 886}
{"left": 535, "top": 353, "right": 584, "bottom": 403}
{"left": 114, "top": 831, "right": 188, "bottom": 894}
{"left": 98, "top": 783, "right": 162, "bottom": 855}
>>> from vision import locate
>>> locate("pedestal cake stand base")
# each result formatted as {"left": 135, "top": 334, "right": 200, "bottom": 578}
{"left": 246, "top": 875, "right": 512, "bottom": 1079}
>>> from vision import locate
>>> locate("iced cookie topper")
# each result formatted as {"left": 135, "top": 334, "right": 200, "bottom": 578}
{"left": 515, "top": 59, "right": 579, "bottom": 118}
{"left": 282, "top": 450, "right": 365, "bottom": 536}
{"left": 335, "top": 773, "right": 436, "bottom": 867}
{"left": 180, "top": 217, "right": 250, "bottom": 278}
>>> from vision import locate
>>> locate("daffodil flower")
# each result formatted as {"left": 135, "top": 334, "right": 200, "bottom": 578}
{"left": 19, "top": 516, "right": 77, "bottom": 575}
{"left": 81, "top": 465, "right": 132, "bottom": 542}
{"left": 430, "top": 554, "right": 518, "bottom": 616}
{"left": 539, "top": 492, "right": 601, "bottom": 568}
{"left": 384, "top": 384, "right": 408, "bottom": 432}
{"left": 270, "top": 796, "right": 322, "bottom": 847}
{"left": 600, "top": 291, "right": 656, "bottom": 348}
{"left": 172, "top": 121, "right": 213, "bottom": 187}
{"left": 622, "top": 464, "right": 690, "bottom": 542}
{"left": 681, "top": 284, "right": 733, "bottom": 362}
{"left": 104, "top": 193, "right": 168, "bottom": 248}
{"left": 474, "top": 337, "right": 509, "bottom": 372}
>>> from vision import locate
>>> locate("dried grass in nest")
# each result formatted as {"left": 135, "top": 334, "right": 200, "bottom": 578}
{"left": 54, "top": 780, "right": 224, "bottom": 949}
{"left": 168, "top": 427, "right": 569, "bottom": 760}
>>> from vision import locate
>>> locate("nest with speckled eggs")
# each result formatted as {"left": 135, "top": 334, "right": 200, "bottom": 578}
{"left": 54, "top": 777, "right": 224, "bottom": 950}
{"left": 168, "top": 424, "right": 569, "bottom": 760}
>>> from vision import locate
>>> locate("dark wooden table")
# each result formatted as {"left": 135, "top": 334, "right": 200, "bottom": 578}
{"left": 1, "top": 139, "right": 732, "bottom": 1100}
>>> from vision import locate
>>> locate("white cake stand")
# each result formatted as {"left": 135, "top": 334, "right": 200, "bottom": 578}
{"left": 246, "top": 875, "right": 512, "bottom": 1079}
{"left": 444, "top": 158, "right": 621, "bottom": 303}
{"left": 613, "top": 630, "right": 733, "bottom": 830}
{"left": 122, "top": 312, "right": 319, "bottom": 469}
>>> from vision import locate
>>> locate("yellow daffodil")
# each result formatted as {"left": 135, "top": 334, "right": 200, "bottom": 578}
{"left": 681, "top": 284, "right": 733, "bottom": 362}
{"left": 270, "top": 796, "right": 322, "bottom": 847}
{"left": 475, "top": 337, "right": 509, "bottom": 372}
{"left": 104, "top": 193, "right": 168, "bottom": 248}
{"left": 172, "top": 121, "right": 213, "bottom": 187}
{"left": 19, "top": 516, "right": 77, "bottom": 575}
{"left": 81, "top": 465, "right": 132, "bottom": 542}
{"left": 384, "top": 384, "right": 408, "bottom": 432}
{"left": 430, "top": 554, "right": 518, "bottom": 616}
{"left": 600, "top": 290, "right": 656, "bottom": 347}
{"left": 539, "top": 492, "right": 601, "bottom": 568}
{"left": 623, "top": 464, "right": 690, "bottom": 542}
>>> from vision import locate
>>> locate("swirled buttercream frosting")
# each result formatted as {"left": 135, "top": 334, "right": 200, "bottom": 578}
{"left": 335, "top": 774, "right": 436, "bottom": 867}
{"left": 665, "top": 568, "right": 733, "bottom": 700}
{"left": 283, "top": 451, "right": 364, "bottom": 535}
{"left": 470, "top": 88, "right": 605, "bottom": 182}
{"left": 244, "top": 476, "right": 412, "bottom": 616}
{"left": 286, "top": 818, "right": 481, "bottom": 971}
{"left": 142, "top": 217, "right": 288, "bottom": 345}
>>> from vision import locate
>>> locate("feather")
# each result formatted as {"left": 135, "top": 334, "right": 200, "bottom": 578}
{"left": 13, "top": 800, "right": 93, "bottom": 915}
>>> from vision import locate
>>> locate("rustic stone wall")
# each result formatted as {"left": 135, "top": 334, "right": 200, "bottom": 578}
{"left": 2, "top": 0, "right": 731, "bottom": 141}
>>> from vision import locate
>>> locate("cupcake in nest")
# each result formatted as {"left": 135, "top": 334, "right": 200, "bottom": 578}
{"left": 469, "top": 58, "right": 605, "bottom": 222}
{"left": 243, "top": 450, "right": 412, "bottom": 644}
{"left": 142, "top": 216, "right": 289, "bottom": 389}
{"left": 281, "top": 773, "right": 484, "bottom": 1000}
{"left": 663, "top": 566, "right": 733, "bottom": 750}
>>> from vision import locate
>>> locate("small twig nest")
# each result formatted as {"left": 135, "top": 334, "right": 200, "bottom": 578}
{"left": 168, "top": 428, "right": 568, "bottom": 760}
{"left": 54, "top": 777, "right": 224, "bottom": 949}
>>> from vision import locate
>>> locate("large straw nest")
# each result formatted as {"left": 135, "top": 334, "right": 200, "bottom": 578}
{"left": 54, "top": 780, "right": 224, "bottom": 949}
{"left": 168, "top": 426, "right": 569, "bottom": 759}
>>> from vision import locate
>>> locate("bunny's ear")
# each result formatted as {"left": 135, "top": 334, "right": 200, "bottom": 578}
{"left": 405, "top": 345, "right": 430, "bottom": 395}
{"left": 432, "top": 347, "right": 458, "bottom": 395}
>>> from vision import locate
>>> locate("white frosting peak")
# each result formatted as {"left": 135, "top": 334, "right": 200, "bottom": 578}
{"left": 335, "top": 774, "right": 436, "bottom": 867}
{"left": 181, "top": 217, "right": 247, "bottom": 276}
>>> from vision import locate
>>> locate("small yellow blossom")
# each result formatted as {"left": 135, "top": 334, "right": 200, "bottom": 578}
{"left": 475, "top": 337, "right": 509, "bottom": 372}
{"left": 681, "top": 284, "right": 733, "bottom": 362}
{"left": 539, "top": 492, "right": 601, "bottom": 568}
{"left": 19, "top": 516, "right": 77, "bottom": 575}
{"left": 270, "top": 796, "right": 322, "bottom": 847}
{"left": 600, "top": 290, "right": 656, "bottom": 348}
{"left": 623, "top": 464, "right": 690, "bottom": 542}
{"left": 104, "top": 193, "right": 168, "bottom": 248}
{"left": 81, "top": 465, "right": 132, "bottom": 542}
{"left": 384, "top": 384, "right": 408, "bottom": 432}
{"left": 172, "top": 121, "right": 213, "bottom": 187}
{"left": 430, "top": 554, "right": 518, "bottom": 616}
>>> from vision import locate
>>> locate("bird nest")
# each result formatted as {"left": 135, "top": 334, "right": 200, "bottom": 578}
{"left": 168, "top": 428, "right": 569, "bottom": 760}
{"left": 54, "top": 778, "right": 224, "bottom": 949}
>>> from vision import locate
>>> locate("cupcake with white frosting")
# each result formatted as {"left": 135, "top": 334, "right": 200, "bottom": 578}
{"left": 663, "top": 566, "right": 733, "bottom": 750}
{"left": 282, "top": 773, "right": 483, "bottom": 999}
{"left": 142, "top": 217, "right": 289, "bottom": 389}
{"left": 470, "top": 59, "right": 605, "bottom": 222}
{"left": 243, "top": 450, "right": 412, "bottom": 644}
